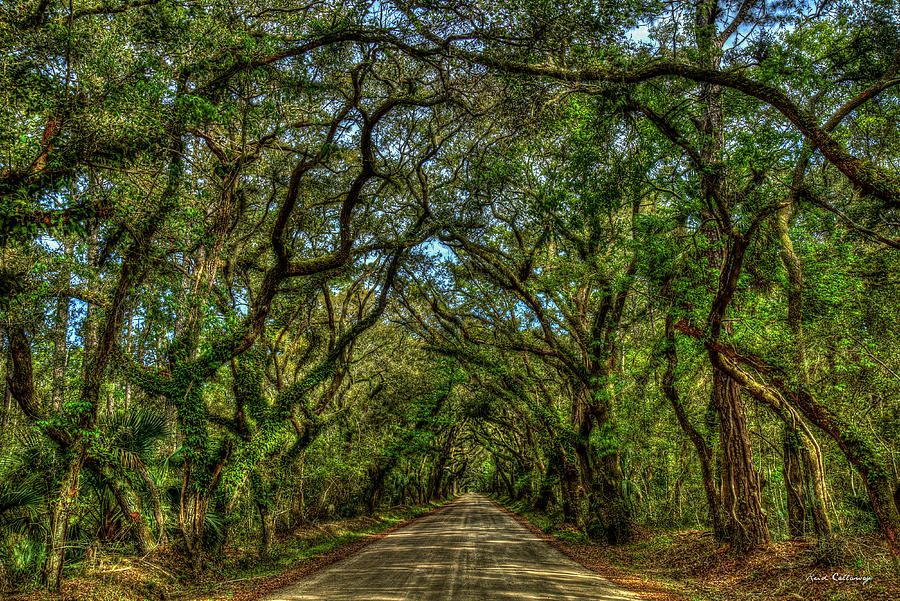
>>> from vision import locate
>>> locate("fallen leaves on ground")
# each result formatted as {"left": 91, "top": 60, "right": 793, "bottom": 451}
{"left": 494, "top": 500, "right": 899, "bottom": 601}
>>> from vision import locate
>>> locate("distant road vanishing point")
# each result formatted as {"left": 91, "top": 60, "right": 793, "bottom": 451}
{"left": 263, "top": 493, "right": 639, "bottom": 601}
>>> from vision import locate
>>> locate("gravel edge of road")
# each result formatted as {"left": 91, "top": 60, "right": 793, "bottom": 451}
{"left": 486, "top": 497, "right": 688, "bottom": 601}
{"left": 197, "top": 500, "right": 457, "bottom": 601}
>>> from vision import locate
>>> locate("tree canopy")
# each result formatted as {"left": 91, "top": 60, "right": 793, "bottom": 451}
{"left": 1, "top": 0, "right": 898, "bottom": 594}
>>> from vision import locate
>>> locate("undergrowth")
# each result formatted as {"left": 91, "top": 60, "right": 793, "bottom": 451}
{"left": 5, "top": 502, "right": 442, "bottom": 601}
{"left": 494, "top": 496, "right": 899, "bottom": 601}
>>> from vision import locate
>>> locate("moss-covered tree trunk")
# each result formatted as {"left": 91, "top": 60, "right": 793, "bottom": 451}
{"left": 583, "top": 392, "right": 631, "bottom": 544}
{"left": 682, "top": 333, "right": 899, "bottom": 556}
{"left": 251, "top": 472, "right": 276, "bottom": 558}
{"left": 783, "top": 428, "right": 806, "bottom": 538}
{"left": 801, "top": 441, "right": 832, "bottom": 539}
{"left": 776, "top": 167, "right": 833, "bottom": 541}
{"left": 558, "top": 452, "right": 580, "bottom": 525}
{"left": 43, "top": 447, "right": 85, "bottom": 590}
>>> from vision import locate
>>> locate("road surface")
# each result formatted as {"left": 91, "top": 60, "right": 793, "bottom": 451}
{"left": 263, "top": 493, "right": 638, "bottom": 601}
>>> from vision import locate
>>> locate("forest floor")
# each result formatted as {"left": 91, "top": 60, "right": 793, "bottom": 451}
{"left": 4, "top": 502, "right": 444, "bottom": 601}
{"left": 495, "top": 498, "right": 899, "bottom": 601}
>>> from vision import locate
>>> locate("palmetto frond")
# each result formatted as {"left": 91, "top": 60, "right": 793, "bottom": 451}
{"left": 102, "top": 409, "right": 169, "bottom": 469}
{"left": 0, "top": 481, "right": 45, "bottom": 535}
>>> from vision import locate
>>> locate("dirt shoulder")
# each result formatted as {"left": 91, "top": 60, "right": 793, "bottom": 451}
{"left": 492, "top": 498, "right": 899, "bottom": 601}
{"left": 5, "top": 502, "right": 448, "bottom": 601}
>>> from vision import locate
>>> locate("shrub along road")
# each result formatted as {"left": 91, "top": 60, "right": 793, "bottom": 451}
{"left": 261, "top": 493, "right": 638, "bottom": 601}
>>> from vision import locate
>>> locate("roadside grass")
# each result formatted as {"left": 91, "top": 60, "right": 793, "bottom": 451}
{"left": 493, "top": 496, "right": 899, "bottom": 601}
{"left": 5, "top": 502, "right": 444, "bottom": 601}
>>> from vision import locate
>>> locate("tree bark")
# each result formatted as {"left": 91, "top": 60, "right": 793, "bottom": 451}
{"left": 801, "top": 441, "right": 832, "bottom": 539}
{"left": 179, "top": 475, "right": 209, "bottom": 572}
{"left": 535, "top": 459, "right": 556, "bottom": 512}
{"left": 783, "top": 427, "right": 806, "bottom": 538}
{"left": 775, "top": 177, "right": 833, "bottom": 540}
{"left": 582, "top": 393, "right": 631, "bottom": 544}
{"left": 428, "top": 449, "right": 447, "bottom": 502}
{"left": 250, "top": 471, "right": 275, "bottom": 557}
{"left": 713, "top": 371, "right": 770, "bottom": 551}
{"left": 43, "top": 446, "right": 85, "bottom": 590}
{"left": 558, "top": 452, "right": 579, "bottom": 525}
{"left": 591, "top": 450, "right": 631, "bottom": 544}
{"left": 679, "top": 328, "right": 899, "bottom": 555}
{"left": 257, "top": 500, "right": 274, "bottom": 557}
{"left": 691, "top": 0, "right": 769, "bottom": 552}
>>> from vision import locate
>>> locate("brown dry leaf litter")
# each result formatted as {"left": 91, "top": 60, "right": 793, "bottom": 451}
{"left": 492, "top": 499, "right": 899, "bottom": 601}
{"left": 3, "top": 505, "right": 447, "bottom": 601}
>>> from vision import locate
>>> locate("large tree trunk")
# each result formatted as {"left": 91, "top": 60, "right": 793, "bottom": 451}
{"left": 535, "top": 460, "right": 556, "bottom": 512}
{"left": 713, "top": 371, "right": 770, "bottom": 551}
{"left": 257, "top": 500, "right": 275, "bottom": 557}
{"left": 428, "top": 452, "right": 447, "bottom": 502}
{"left": 591, "top": 450, "right": 631, "bottom": 544}
{"left": 497, "top": 459, "right": 515, "bottom": 498}
{"left": 572, "top": 378, "right": 631, "bottom": 543}
{"left": 782, "top": 420, "right": 833, "bottom": 540}
{"left": 783, "top": 427, "right": 806, "bottom": 538}
{"left": 687, "top": 336, "right": 898, "bottom": 555}
{"left": 178, "top": 463, "right": 209, "bottom": 572}
{"left": 570, "top": 436, "right": 591, "bottom": 531}
{"left": 366, "top": 464, "right": 388, "bottom": 514}
{"left": 776, "top": 186, "right": 833, "bottom": 540}
{"left": 589, "top": 398, "right": 631, "bottom": 544}
{"left": 43, "top": 447, "right": 85, "bottom": 590}
{"left": 801, "top": 440, "right": 832, "bottom": 539}
{"left": 692, "top": 0, "right": 770, "bottom": 553}
{"left": 553, "top": 448, "right": 578, "bottom": 525}
{"left": 250, "top": 472, "right": 275, "bottom": 557}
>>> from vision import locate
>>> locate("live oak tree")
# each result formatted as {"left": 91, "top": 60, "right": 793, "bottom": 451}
{"left": 384, "top": 0, "right": 900, "bottom": 555}
{"left": 2, "top": 0, "right": 475, "bottom": 584}
{"left": 1, "top": 0, "right": 899, "bottom": 594}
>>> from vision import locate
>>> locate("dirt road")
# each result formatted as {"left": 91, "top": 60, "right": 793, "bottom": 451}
{"left": 263, "top": 493, "right": 638, "bottom": 601}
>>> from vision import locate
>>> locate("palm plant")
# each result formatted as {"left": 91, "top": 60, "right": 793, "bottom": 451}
{"left": 0, "top": 438, "right": 50, "bottom": 589}
{"left": 97, "top": 408, "right": 171, "bottom": 549}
